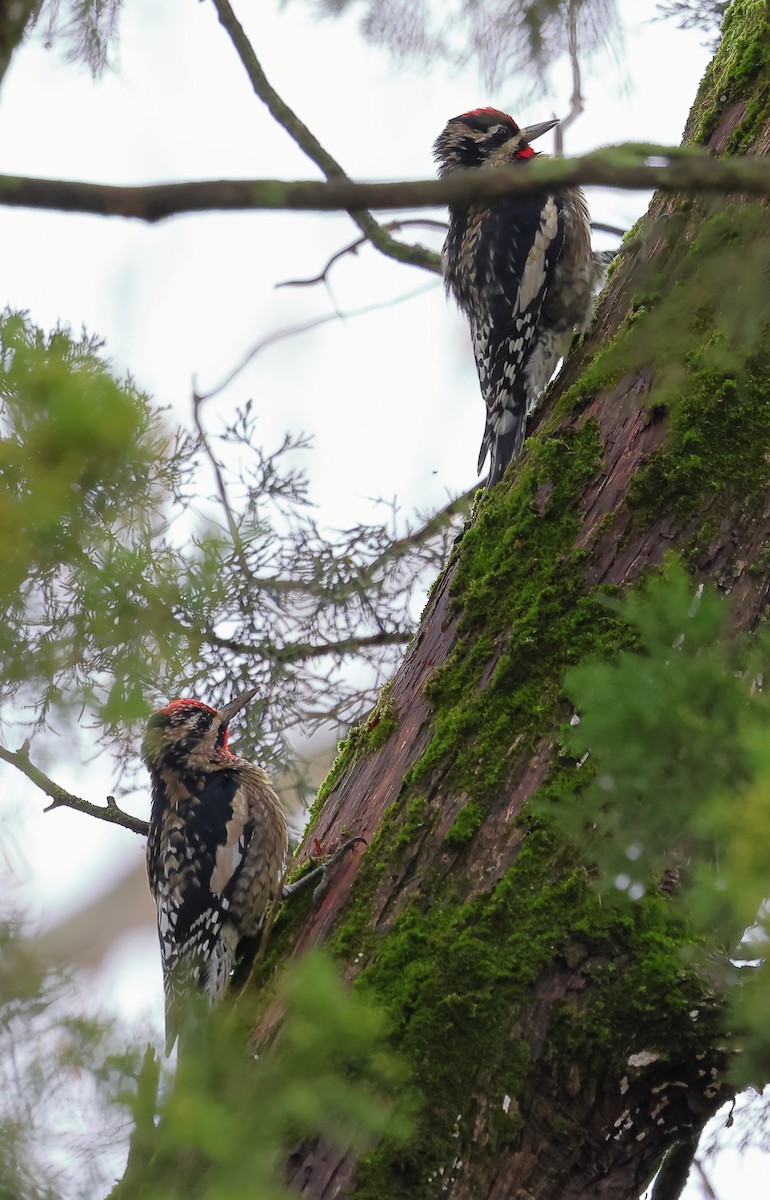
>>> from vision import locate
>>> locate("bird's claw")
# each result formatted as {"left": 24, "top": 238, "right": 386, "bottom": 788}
{"left": 283, "top": 836, "right": 366, "bottom": 904}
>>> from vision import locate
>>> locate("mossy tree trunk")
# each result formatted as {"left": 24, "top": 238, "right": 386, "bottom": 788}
{"left": 257, "top": 4, "right": 770, "bottom": 1197}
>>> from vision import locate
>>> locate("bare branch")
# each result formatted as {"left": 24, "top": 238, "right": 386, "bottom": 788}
{"left": 555, "top": 0, "right": 584, "bottom": 156}
{"left": 195, "top": 283, "right": 439, "bottom": 403}
{"left": 0, "top": 741, "right": 148, "bottom": 836}
{"left": 277, "top": 233, "right": 370, "bottom": 291}
{"left": 365, "top": 486, "right": 476, "bottom": 577}
{"left": 591, "top": 221, "right": 626, "bottom": 238}
{"left": 4, "top": 148, "right": 770, "bottom": 222}
{"left": 210, "top": 0, "right": 438, "bottom": 275}
{"left": 693, "top": 1158, "right": 720, "bottom": 1200}
{"left": 192, "top": 389, "right": 254, "bottom": 581}
{"left": 275, "top": 219, "right": 447, "bottom": 289}
{"left": 199, "top": 486, "right": 474, "bottom": 601}
{"left": 177, "top": 623, "right": 414, "bottom": 663}
{"left": 273, "top": 630, "right": 413, "bottom": 662}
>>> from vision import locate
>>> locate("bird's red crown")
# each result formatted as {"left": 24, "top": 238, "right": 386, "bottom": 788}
{"left": 149, "top": 697, "right": 233, "bottom": 753}
{"left": 459, "top": 106, "right": 520, "bottom": 128}
{"left": 451, "top": 108, "right": 534, "bottom": 158}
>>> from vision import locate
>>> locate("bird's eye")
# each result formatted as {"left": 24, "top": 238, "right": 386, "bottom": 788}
{"left": 490, "top": 124, "right": 512, "bottom": 143}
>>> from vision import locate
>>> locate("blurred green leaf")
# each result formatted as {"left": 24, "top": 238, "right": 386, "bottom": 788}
{"left": 116, "top": 951, "right": 411, "bottom": 1200}
{"left": 553, "top": 559, "right": 770, "bottom": 1077}
{"left": 559, "top": 560, "right": 762, "bottom": 895}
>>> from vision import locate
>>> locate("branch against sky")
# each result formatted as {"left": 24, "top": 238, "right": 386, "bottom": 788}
{"left": 210, "top": 0, "right": 439, "bottom": 275}
{"left": 3, "top": 147, "right": 770, "bottom": 222}
{"left": 0, "top": 299, "right": 469, "bottom": 806}
{"left": 275, "top": 220, "right": 448, "bottom": 289}
{"left": 0, "top": 740, "right": 148, "bottom": 835}
{"left": 554, "top": 0, "right": 584, "bottom": 156}
{"left": 173, "top": 486, "right": 473, "bottom": 603}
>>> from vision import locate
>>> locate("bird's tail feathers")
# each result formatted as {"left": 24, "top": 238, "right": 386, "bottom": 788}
{"left": 163, "top": 936, "right": 235, "bottom": 1056}
{"left": 487, "top": 421, "right": 527, "bottom": 487}
{"left": 480, "top": 389, "right": 528, "bottom": 486}
{"left": 164, "top": 958, "right": 205, "bottom": 1056}
{"left": 476, "top": 426, "right": 492, "bottom": 477}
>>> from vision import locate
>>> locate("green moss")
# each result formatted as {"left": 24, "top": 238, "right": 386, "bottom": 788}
{"left": 685, "top": 0, "right": 770, "bottom": 147}
{"left": 403, "top": 422, "right": 621, "bottom": 811}
{"left": 306, "top": 406, "right": 724, "bottom": 1192}
{"left": 570, "top": 199, "right": 770, "bottom": 536}
{"left": 351, "top": 829, "right": 572, "bottom": 1190}
{"left": 443, "top": 799, "right": 485, "bottom": 847}
{"left": 548, "top": 914, "right": 723, "bottom": 1087}
{"left": 348, "top": 822, "right": 715, "bottom": 1197}
{"left": 630, "top": 351, "right": 770, "bottom": 522}
{"left": 554, "top": 344, "right": 624, "bottom": 415}
{"left": 305, "top": 684, "right": 398, "bottom": 829}
{"left": 392, "top": 795, "right": 432, "bottom": 850}
{"left": 365, "top": 692, "right": 399, "bottom": 752}
{"left": 621, "top": 210, "right": 770, "bottom": 524}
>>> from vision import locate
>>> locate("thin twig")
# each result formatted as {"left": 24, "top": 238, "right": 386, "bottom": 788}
{"left": 192, "top": 627, "right": 413, "bottom": 662}
{"left": 192, "top": 389, "right": 254, "bottom": 582}
{"left": 210, "top": 0, "right": 439, "bottom": 275}
{"left": 195, "top": 282, "right": 438, "bottom": 403}
{"left": 365, "top": 486, "right": 476, "bottom": 577}
{"left": 276, "top": 219, "right": 447, "bottom": 289}
{"left": 0, "top": 741, "right": 148, "bottom": 836}
{"left": 693, "top": 1158, "right": 719, "bottom": 1200}
{"left": 278, "top": 233, "right": 369, "bottom": 290}
{"left": 4, "top": 147, "right": 770, "bottom": 221}
{"left": 189, "top": 486, "right": 474, "bottom": 599}
{"left": 555, "top": 0, "right": 584, "bottom": 156}
{"left": 591, "top": 221, "right": 626, "bottom": 237}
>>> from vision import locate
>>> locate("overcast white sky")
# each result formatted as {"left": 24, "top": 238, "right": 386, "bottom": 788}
{"left": 0, "top": 1, "right": 765, "bottom": 1196}
{"left": 1, "top": 0, "right": 712, "bottom": 906}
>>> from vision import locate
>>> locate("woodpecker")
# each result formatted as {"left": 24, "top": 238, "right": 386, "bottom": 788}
{"left": 143, "top": 687, "right": 288, "bottom": 1054}
{"left": 434, "top": 107, "right": 604, "bottom": 485}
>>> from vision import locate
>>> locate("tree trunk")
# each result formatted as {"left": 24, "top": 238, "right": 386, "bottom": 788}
{"left": 259, "top": 3, "right": 770, "bottom": 1196}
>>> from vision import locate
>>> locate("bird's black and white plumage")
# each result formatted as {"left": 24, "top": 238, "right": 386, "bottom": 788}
{"left": 143, "top": 688, "right": 287, "bottom": 1053}
{"left": 434, "top": 107, "right": 603, "bottom": 485}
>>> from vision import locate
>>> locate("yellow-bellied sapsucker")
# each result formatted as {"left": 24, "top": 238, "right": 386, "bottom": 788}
{"left": 434, "top": 107, "right": 604, "bottom": 485}
{"left": 143, "top": 688, "right": 287, "bottom": 1053}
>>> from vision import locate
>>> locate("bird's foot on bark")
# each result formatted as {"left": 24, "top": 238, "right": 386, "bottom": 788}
{"left": 282, "top": 837, "right": 366, "bottom": 905}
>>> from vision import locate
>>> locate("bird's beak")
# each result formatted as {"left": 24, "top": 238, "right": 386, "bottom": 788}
{"left": 519, "top": 117, "right": 559, "bottom": 145}
{"left": 219, "top": 686, "right": 259, "bottom": 725}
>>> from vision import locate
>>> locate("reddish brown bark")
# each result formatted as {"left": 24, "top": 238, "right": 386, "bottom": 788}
{"left": 264, "top": 11, "right": 770, "bottom": 1197}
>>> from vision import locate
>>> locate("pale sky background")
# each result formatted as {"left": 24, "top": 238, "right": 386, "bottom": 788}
{"left": 0, "top": 0, "right": 765, "bottom": 1195}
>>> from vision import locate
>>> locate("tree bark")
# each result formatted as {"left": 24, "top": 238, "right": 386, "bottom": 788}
{"left": 255, "top": 3, "right": 770, "bottom": 1197}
